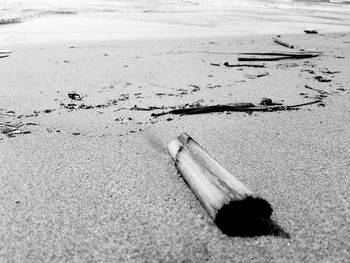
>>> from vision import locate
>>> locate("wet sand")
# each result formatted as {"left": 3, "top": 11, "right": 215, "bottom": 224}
{"left": 0, "top": 33, "right": 350, "bottom": 262}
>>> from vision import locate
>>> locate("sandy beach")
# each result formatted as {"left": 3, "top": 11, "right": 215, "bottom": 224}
{"left": 1, "top": 29, "right": 350, "bottom": 262}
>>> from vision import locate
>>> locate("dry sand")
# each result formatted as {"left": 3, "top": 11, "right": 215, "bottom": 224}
{"left": 0, "top": 32, "right": 350, "bottom": 262}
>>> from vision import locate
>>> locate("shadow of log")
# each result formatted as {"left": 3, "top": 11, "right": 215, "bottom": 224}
{"left": 215, "top": 196, "right": 290, "bottom": 238}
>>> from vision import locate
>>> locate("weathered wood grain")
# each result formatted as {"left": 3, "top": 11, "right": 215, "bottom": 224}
{"left": 168, "top": 133, "right": 273, "bottom": 236}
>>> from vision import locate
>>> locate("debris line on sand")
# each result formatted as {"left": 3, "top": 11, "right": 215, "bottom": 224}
{"left": 148, "top": 100, "right": 322, "bottom": 117}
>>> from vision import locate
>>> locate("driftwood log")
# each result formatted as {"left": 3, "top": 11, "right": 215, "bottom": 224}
{"left": 168, "top": 133, "right": 273, "bottom": 236}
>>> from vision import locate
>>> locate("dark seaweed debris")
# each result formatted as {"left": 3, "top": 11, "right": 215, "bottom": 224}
{"left": 314, "top": 76, "right": 331, "bottom": 82}
{"left": 148, "top": 100, "right": 322, "bottom": 117}
{"left": 68, "top": 92, "right": 82, "bottom": 100}
{"left": 211, "top": 62, "right": 266, "bottom": 68}
{"left": 0, "top": 123, "right": 31, "bottom": 137}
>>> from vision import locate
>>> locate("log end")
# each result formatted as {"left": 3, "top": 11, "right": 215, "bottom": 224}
{"left": 168, "top": 138, "right": 182, "bottom": 160}
{"left": 214, "top": 196, "right": 274, "bottom": 237}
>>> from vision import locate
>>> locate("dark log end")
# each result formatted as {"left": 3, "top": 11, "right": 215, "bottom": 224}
{"left": 215, "top": 196, "right": 287, "bottom": 237}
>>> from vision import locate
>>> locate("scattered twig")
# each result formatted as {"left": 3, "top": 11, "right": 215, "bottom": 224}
{"left": 224, "top": 62, "right": 265, "bottom": 68}
{"left": 0, "top": 50, "right": 11, "bottom": 54}
{"left": 0, "top": 55, "right": 9, "bottom": 59}
{"left": 238, "top": 51, "right": 321, "bottom": 62}
{"left": 0, "top": 123, "right": 30, "bottom": 137}
{"left": 130, "top": 105, "right": 165, "bottom": 111}
{"left": 0, "top": 123, "right": 23, "bottom": 128}
{"left": 238, "top": 52, "right": 321, "bottom": 57}
{"left": 9, "top": 130, "right": 31, "bottom": 135}
{"left": 304, "top": 29, "right": 318, "bottom": 34}
{"left": 304, "top": 85, "right": 330, "bottom": 94}
{"left": 239, "top": 56, "right": 293, "bottom": 62}
{"left": 0, "top": 112, "right": 15, "bottom": 117}
{"left": 209, "top": 62, "right": 265, "bottom": 68}
{"left": 272, "top": 37, "right": 294, "bottom": 49}
{"left": 25, "top": 122, "right": 39, "bottom": 126}
{"left": 0, "top": 18, "right": 21, "bottom": 25}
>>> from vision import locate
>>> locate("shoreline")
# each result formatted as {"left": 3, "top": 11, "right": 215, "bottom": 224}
{"left": 1, "top": 6, "right": 350, "bottom": 46}
{"left": 2, "top": 29, "right": 350, "bottom": 54}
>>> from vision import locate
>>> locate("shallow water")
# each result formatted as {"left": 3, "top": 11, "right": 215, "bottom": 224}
{"left": 1, "top": 0, "right": 350, "bottom": 24}
{"left": 0, "top": 0, "right": 350, "bottom": 43}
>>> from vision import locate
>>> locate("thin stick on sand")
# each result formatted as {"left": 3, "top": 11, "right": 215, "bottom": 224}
{"left": 222, "top": 62, "right": 266, "bottom": 68}
{"left": 168, "top": 133, "right": 273, "bottom": 236}
{"left": 209, "top": 62, "right": 265, "bottom": 68}
{"left": 304, "top": 85, "right": 330, "bottom": 94}
{"left": 0, "top": 112, "right": 15, "bottom": 117}
{"left": 272, "top": 37, "right": 295, "bottom": 49}
{"left": 238, "top": 56, "right": 294, "bottom": 61}
{"left": 237, "top": 51, "right": 322, "bottom": 61}
{"left": 238, "top": 52, "right": 322, "bottom": 56}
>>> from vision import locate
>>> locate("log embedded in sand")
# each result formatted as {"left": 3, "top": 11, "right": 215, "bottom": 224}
{"left": 168, "top": 133, "right": 273, "bottom": 235}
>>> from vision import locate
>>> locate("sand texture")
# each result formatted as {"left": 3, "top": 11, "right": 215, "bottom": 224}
{"left": 1, "top": 33, "right": 350, "bottom": 262}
